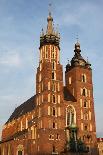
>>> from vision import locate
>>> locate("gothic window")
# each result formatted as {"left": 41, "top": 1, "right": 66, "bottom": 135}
{"left": 53, "top": 95, "right": 55, "bottom": 103}
{"left": 52, "top": 53, "right": 54, "bottom": 59}
{"left": 84, "top": 100, "right": 88, "bottom": 108}
{"left": 84, "top": 125, "right": 88, "bottom": 131}
{"left": 52, "top": 72, "right": 54, "bottom": 79}
{"left": 82, "top": 88, "right": 86, "bottom": 96}
{"left": 82, "top": 74, "right": 86, "bottom": 82}
{"left": 52, "top": 61, "right": 56, "bottom": 70}
{"left": 52, "top": 107, "right": 56, "bottom": 116}
{"left": 84, "top": 112, "right": 88, "bottom": 120}
{"left": 66, "top": 106, "right": 75, "bottom": 126}
{"left": 52, "top": 82, "right": 56, "bottom": 91}
{"left": 52, "top": 145, "right": 56, "bottom": 153}
{"left": 53, "top": 122, "right": 55, "bottom": 128}
{"left": 56, "top": 134, "right": 59, "bottom": 140}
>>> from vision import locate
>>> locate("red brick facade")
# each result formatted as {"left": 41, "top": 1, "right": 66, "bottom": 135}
{"left": 0, "top": 11, "right": 98, "bottom": 155}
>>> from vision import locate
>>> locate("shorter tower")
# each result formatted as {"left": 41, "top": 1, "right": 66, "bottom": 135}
{"left": 65, "top": 41, "right": 98, "bottom": 154}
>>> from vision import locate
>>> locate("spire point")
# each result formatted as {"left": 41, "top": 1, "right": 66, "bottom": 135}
{"left": 48, "top": 3, "right": 52, "bottom": 15}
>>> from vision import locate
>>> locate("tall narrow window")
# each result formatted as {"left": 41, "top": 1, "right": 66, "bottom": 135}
{"left": 84, "top": 100, "right": 87, "bottom": 108}
{"left": 53, "top": 95, "right": 55, "bottom": 103}
{"left": 52, "top": 82, "right": 56, "bottom": 91}
{"left": 84, "top": 113, "right": 88, "bottom": 120}
{"left": 66, "top": 106, "right": 75, "bottom": 126}
{"left": 82, "top": 88, "right": 86, "bottom": 96}
{"left": 53, "top": 145, "right": 56, "bottom": 152}
{"left": 56, "top": 134, "right": 59, "bottom": 140}
{"left": 53, "top": 107, "right": 56, "bottom": 116}
{"left": 84, "top": 125, "right": 88, "bottom": 131}
{"left": 52, "top": 72, "right": 54, "bottom": 79}
{"left": 82, "top": 74, "right": 86, "bottom": 82}
{"left": 53, "top": 122, "right": 55, "bottom": 128}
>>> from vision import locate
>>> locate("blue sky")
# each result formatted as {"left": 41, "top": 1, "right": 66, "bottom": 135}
{"left": 0, "top": 0, "right": 103, "bottom": 138}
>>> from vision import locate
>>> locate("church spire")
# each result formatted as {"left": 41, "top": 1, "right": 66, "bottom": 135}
{"left": 46, "top": 4, "right": 53, "bottom": 35}
{"left": 40, "top": 5, "right": 60, "bottom": 49}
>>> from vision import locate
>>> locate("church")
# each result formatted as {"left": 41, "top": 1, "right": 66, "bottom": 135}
{"left": 0, "top": 10, "right": 98, "bottom": 155}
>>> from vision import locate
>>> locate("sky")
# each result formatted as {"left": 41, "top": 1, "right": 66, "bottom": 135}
{"left": 0, "top": 0, "right": 103, "bottom": 138}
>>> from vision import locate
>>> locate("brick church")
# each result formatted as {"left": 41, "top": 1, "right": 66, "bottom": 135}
{"left": 0, "top": 10, "right": 99, "bottom": 155}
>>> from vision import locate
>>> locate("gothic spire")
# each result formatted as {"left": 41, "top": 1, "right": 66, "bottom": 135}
{"left": 46, "top": 4, "right": 54, "bottom": 35}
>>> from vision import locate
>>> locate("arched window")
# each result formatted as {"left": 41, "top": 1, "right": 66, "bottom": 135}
{"left": 52, "top": 82, "right": 56, "bottom": 91}
{"left": 53, "top": 107, "right": 56, "bottom": 116}
{"left": 53, "top": 122, "right": 55, "bottom": 128}
{"left": 84, "top": 125, "right": 88, "bottom": 131}
{"left": 52, "top": 145, "right": 56, "bottom": 152}
{"left": 52, "top": 61, "right": 56, "bottom": 70}
{"left": 84, "top": 101, "right": 87, "bottom": 107}
{"left": 17, "top": 145, "right": 24, "bottom": 155}
{"left": 52, "top": 72, "right": 54, "bottom": 79}
{"left": 66, "top": 106, "right": 76, "bottom": 126}
{"left": 82, "top": 88, "right": 86, "bottom": 96}
{"left": 53, "top": 95, "right": 55, "bottom": 103}
{"left": 82, "top": 74, "right": 86, "bottom": 82}
{"left": 84, "top": 112, "right": 88, "bottom": 120}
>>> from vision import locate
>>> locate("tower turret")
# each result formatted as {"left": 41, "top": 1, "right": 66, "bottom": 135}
{"left": 40, "top": 12, "right": 60, "bottom": 49}
{"left": 65, "top": 41, "right": 98, "bottom": 154}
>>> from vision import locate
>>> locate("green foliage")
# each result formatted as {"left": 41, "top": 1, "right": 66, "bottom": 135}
{"left": 67, "top": 137, "right": 89, "bottom": 153}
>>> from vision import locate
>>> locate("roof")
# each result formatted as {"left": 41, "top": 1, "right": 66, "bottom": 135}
{"left": 5, "top": 87, "right": 76, "bottom": 124}
{"left": 63, "top": 86, "right": 76, "bottom": 102}
{"left": 6, "top": 95, "right": 36, "bottom": 124}
{"left": 0, "top": 129, "right": 28, "bottom": 144}
{"left": 97, "top": 138, "right": 103, "bottom": 142}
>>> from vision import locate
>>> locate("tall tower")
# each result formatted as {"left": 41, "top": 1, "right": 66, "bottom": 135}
{"left": 36, "top": 11, "right": 65, "bottom": 154}
{"left": 65, "top": 41, "right": 98, "bottom": 154}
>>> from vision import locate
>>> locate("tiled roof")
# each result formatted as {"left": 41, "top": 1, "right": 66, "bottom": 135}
{"left": 63, "top": 86, "right": 76, "bottom": 102}
{"left": 6, "top": 96, "right": 36, "bottom": 124}
{"left": 97, "top": 138, "right": 103, "bottom": 142}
